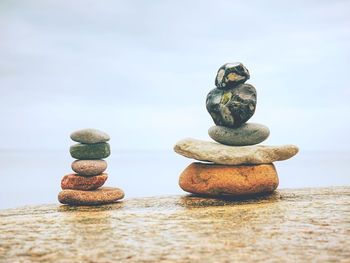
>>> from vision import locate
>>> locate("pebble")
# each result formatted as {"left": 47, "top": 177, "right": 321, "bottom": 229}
{"left": 58, "top": 187, "right": 124, "bottom": 205}
{"left": 61, "top": 173, "right": 108, "bottom": 190}
{"left": 208, "top": 123, "right": 270, "bottom": 146}
{"left": 70, "top": 129, "right": 110, "bottom": 144}
{"left": 71, "top": 160, "right": 107, "bottom": 176}
{"left": 70, "top": 142, "right": 110, "bottom": 160}
{"left": 174, "top": 138, "right": 299, "bottom": 165}
{"left": 215, "top": 62, "right": 250, "bottom": 88}
{"left": 179, "top": 162, "right": 278, "bottom": 196}
{"left": 206, "top": 84, "right": 257, "bottom": 127}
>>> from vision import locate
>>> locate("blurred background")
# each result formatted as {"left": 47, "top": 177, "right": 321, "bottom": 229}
{"left": 1, "top": 0, "right": 350, "bottom": 209}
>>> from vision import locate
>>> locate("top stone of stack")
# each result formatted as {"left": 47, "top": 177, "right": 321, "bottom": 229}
{"left": 70, "top": 129, "right": 110, "bottom": 144}
{"left": 215, "top": 62, "right": 250, "bottom": 88}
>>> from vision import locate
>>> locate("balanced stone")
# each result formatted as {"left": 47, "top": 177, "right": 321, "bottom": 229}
{"left": 58, "top": 187, "right": 124, "bottom": 205}
{"left": 71, "top": 160, "right": 107, "bottom": 176}
{"left": 70, "top": 129, "right": 110, "bottom": 144}
{"left": 208, "top": 123, "right": 270, "bottom": 146}
{"left": 174, "top": 138, "right": 299, "bottom": 165}
{"left": 206, "top": 84, "right": 257, "bottom": 127}
{"left": 179, "top": 162, "right": 278, "bottom": 196}
{"left": 70, "top": 142, "right": 110, "bottom": 159}
{"left": 61, "top": 173, "right": 108, "bottom": 190}
{"left": 215, "top": 62, "right": 250, "bottom": 88}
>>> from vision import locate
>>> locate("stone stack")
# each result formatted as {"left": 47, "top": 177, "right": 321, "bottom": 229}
{"left": 58, "top": 129, "right": 124, "bottom": 205}
{"left": 174, "top": 63, "right": 299, "bottom": 196}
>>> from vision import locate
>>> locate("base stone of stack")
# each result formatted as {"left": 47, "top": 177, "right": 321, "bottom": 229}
{"left": 179, "top": 162, "right": 278, "bottom": 196}
{"left": 58, "top": 187, "right": 124, "bottom": 205}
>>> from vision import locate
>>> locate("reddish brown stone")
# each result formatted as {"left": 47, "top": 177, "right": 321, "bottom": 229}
{"left": 58, "top": 187, "right": 124, "bottom": 205}
{"left": 179, "top": 162, "right": 278, "bottom": 196}
{"left": 61, "top": 173, "right": 108, "bottom": 190}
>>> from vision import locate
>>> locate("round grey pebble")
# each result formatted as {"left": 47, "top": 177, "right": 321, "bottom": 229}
{"left": 70, "top": 129, "right": 110, "bottom": 144}
{"left": 71, "top": 160, "right": 107, "bottom": 176}
{"left": 208, "top": 123, "right": 270, "bottom": 146}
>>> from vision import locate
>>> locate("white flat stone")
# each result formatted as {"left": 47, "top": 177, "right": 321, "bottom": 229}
{"left": 174, "top": 138, "right": 299, "bottom": 165}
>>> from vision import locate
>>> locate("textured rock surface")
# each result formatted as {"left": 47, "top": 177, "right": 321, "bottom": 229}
{"left": 174, "top": 138, "right": 298, "bottom": 165}
{"left": 70, "top": 128, "right": 110, "bottom": 144}
{"left": 61, "top": 173, "right": 108, "bottom": 190}
{"left": 206, "top": 84, "right": 257, "bottom": 127}
{"left": 71, "top": 160, "right": 107, "bottom": 176}
{"left": 58, "top": 187, "right": 124, "bottom": 205}
{"left": 209, "top": 123, "right": 270, "bottom": 146}
{"left": 215, "top": 62, "right": 250, "bottom": 88}
{"left": 179, "top": 162, "right": 278, "bottom": 196}
{"left": 1, "top": 187, "right": 349, "bottom": 262}
{"left": 70, "top": 142, "right": 110, "bottom": 160}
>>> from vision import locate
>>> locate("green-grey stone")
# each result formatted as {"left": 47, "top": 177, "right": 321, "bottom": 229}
{"left": 208, "top": 123, "right": 270, "bottom": 146}
{"left": 70, "top": 142, "right": 110, "bottom": 160}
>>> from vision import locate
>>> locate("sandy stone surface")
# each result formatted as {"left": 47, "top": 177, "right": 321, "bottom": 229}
{"left": 1, "top": 186, "right": 349, "bottom": 262}
{"left": 179, "top": 162, "right": 278, "bottom": 195}
{"left": 61, "top": 173, "right": 108, "bottom": 190}
{"left": 174, "top": 138, "right": 299, "bottom": 165}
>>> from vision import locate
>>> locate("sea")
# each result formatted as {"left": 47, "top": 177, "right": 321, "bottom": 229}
{"left": 0, "top": 149, "right": 349, "bottom": 209}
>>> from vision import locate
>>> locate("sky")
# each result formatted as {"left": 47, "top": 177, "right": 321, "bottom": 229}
{"left": 1, "top": 0, "right": 350, "bottom": 151}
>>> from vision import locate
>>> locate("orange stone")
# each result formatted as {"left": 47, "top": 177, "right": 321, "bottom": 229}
{"left": 61, "top": 173, "right": 108, "bottom": 190}
{"left": 179, "top": 162, "right": 278, "bottom": 196}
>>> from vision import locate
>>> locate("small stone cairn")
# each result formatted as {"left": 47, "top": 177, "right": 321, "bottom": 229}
{"left": 174, "top": 63, "right": 299, "bottom": 196}
{"left": 58, "top": 129, "right": 124, "bottom": 205}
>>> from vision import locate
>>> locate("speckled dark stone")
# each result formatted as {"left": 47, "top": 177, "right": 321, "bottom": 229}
{"left": 70, "top": 143, "right": 110, "bottom": 160}
{"left": 215, "top": 62, "right": 250, "bottom": 88}
{"left": 206, "top": 84, "right": 257, "bottom": 127}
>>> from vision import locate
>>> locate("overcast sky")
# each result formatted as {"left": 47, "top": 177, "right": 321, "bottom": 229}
{"left": 0, "top": 0, "right": 349, "bottom": 151}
